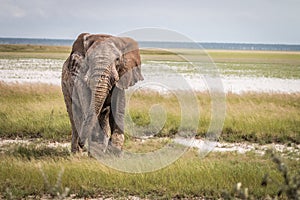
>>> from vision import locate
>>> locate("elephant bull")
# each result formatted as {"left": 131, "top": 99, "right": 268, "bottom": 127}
{"left": 61, "top": 33, "right": 143, "bottom": 153}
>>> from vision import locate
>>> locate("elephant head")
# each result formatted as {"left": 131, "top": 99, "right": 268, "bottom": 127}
{"left": 86, "top": 40, "right": 120, "bottom": 114}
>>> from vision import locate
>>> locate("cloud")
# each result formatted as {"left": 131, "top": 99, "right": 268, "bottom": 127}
{"left": 0, "top": 1, "right": 26, "bottom": 18}
{"left": 11, "top": 6, "right": 26, "bottom": 18}
{"left": 0, "top": 0, "right": 299, "bottom": 43}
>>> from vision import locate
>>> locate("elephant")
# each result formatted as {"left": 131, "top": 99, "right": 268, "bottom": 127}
{"left": 61, "top": 33, "right": 143, "bottom": 153}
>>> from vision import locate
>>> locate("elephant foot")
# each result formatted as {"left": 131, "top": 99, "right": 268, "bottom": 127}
{"left": 78, "top": 140, "right": 84, "bottom": 149}
{"left": 71, "top": 134, "right": 81, "bottom": 153}
{"left": 110, "top": 133, "right": 124, "bottom": 150}
{"left": 78, "top": 136, "right": 88, "bottom": 149}
{"left": 71, "top": 145, "right": 80, "bottom": 153}
{"left": 104, "top": 133, "right": 124, "bottom": 157}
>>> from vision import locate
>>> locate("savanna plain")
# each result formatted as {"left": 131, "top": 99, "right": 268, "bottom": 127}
{"left": 0, "top": 44, "right": 299, "bottom": 199}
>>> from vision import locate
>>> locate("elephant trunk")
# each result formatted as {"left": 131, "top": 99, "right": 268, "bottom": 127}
{"left": 93, "top": 67, "right": 112, "bottom": 116}
{"left": 78, "top": 66, "right": 114, "bottom": 148}
{"left": 78, "top": 42, "right": 120, "bottom": 148}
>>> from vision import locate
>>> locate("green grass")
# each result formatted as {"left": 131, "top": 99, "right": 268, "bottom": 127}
{"left": 0, "top": 44, "right": 70, "bottom": 59}
{"left": 0, "top": 83, "right": 299, "bottom": 144}
{"left": 143, "top": 60, "right": 300, "bottom": 79}
{"left": 223, "top": 93, "right": 300, "bottom": 143}
{"left": 141, "top": 48, "right": 300, "bottom": 64}
{"left": 2, "top": 144, "right": 70, "bottom": 160}
{"left": 1, "top": 148, "right": 298, "bottom": 199}
{"left": 1, "top": 44, "right": 300, "bottom": 64}
{"left": 0, "top": 83, "right": 71, "bottom": 141}
{"left": 216, "top": 62, "right": 300, "bottom": 79}
{"left": 208, "top": 50, "right": 300, "bottom": 64}
{"left": 128, "top": 90, "right": 300, "bottom": 144}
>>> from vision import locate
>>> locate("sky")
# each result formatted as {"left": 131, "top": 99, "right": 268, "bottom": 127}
{"left": 0, "top": 0, "right": 299, "bottom": 44}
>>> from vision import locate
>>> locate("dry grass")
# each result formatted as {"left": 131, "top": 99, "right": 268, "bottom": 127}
{"left": 1, "top": 82, "right": 299, "bottom": 143}
{"left": 128, "top": 90, "right": 300, "bottom": 143}
{"left": 0, "top": 82, "right": 70, "bottom": 140}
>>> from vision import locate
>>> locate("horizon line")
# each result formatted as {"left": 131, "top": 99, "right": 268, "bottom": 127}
{"left": 0, "top": 36, "right": 300, "bottom": 46}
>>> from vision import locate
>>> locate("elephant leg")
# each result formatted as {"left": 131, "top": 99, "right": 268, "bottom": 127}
{"left": 71, "top": 104, "right": 81, "bottom": 152}
{"left": 90, "top": 107, "right": 110, "bottom": 144}
{"left": 62, "top": 79, "right": 81, "bottom": 153}
{"left": 74, "top": 77, "right": 92, "bottom": 149}
{"left": 98, "top": 106, "right": 111, "bottom": 152}
{"left": 78, "top": 112, "right": 98, "bottom": 149}
{"left": 109, "top": 87, "right": 125, "bottom": 150}
{"left": 68, "top": 102, "right": 80, "bottom": 153}
{"left": 72, "top": 99, "right": 85, "bottom": 151}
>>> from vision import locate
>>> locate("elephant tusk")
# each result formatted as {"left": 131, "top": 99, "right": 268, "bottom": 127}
{"left": 84, "top": 75, "right": 89, "bottom": 85}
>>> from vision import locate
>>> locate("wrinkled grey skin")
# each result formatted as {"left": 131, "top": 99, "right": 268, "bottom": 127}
{"left": 61, "top": 33, "right": 143, "bottom": 153}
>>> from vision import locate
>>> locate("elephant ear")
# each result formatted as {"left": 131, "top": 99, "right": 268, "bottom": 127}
{"left": 111, "top": 37, "right": 143, "bottom": 89}
{"left": 66, "top": 33, "right": 90, "bottom": 77}
{"left": 71, "top": 33, "right": 89, "bottom": 56}
{"left": 66, "top": 52, "right": 85, "bottom": 77}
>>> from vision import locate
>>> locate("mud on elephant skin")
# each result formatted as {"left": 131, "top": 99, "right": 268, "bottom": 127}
{"left": 61, "top": 33, "right": 143, "bottom": 153}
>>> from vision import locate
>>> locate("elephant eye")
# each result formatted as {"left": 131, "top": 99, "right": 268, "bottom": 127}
{"left": 116, "top": 65, "right": 120, "bottom": 71}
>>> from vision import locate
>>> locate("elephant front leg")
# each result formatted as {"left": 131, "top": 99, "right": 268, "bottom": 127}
{"left": 110, "top": 125, "right": 125, "bottom": 151}
{"left": 109, "top": 115, "right": 125, "bottom": 156}
{"left": 109, "top": 87, "right": 125, "bottom": 151}
{"left": 69, "top": 101, "right": 81, "bottom": 153}
{"left": 65, "top": 85, "right": 83, "bottom": 153}
{"left": 98, "top": 106, "right": 111, "bottom": 152}
{"left": 88, "top": 106, "right": 111, "bottom": 155}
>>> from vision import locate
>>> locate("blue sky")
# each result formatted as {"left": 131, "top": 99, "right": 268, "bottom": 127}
{"left": 0, "top": 0, "right": 299, "bottom": 44}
